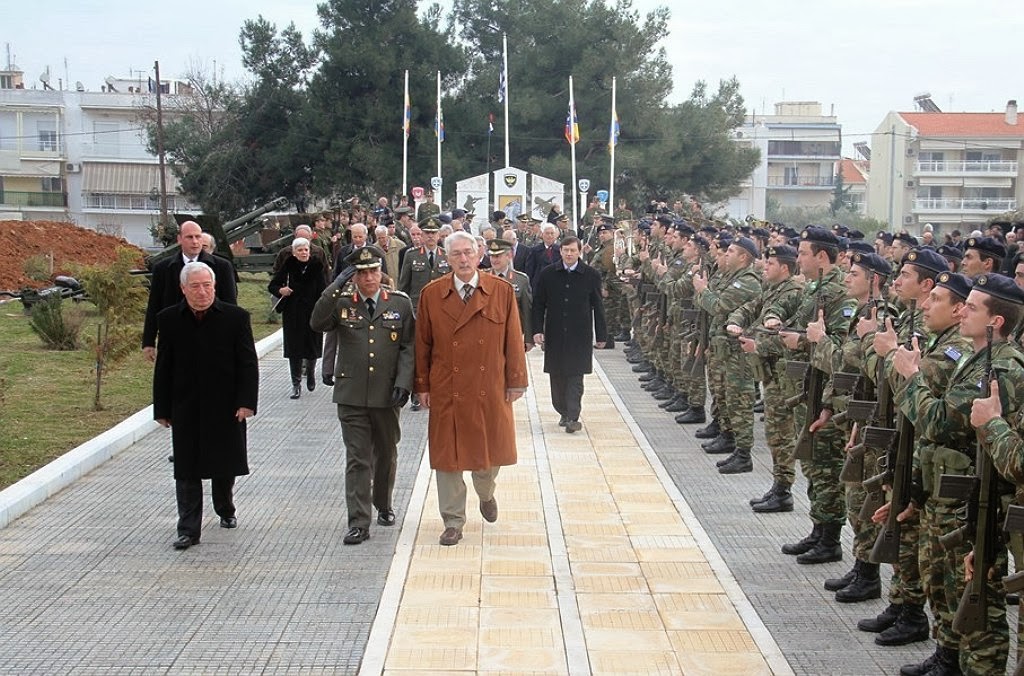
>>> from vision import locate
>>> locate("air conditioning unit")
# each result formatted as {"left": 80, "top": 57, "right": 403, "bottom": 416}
{"left": 904, "top": 216, "right": 914, "bottom": 224}
{"left": 65, "top": 162, "right": 81, "bottom": 173}
{"left": 906, "top": 148, "right": 916, "bottom": 157}
{"left": 905, "top": 179, "right": 916, "bottom": 188}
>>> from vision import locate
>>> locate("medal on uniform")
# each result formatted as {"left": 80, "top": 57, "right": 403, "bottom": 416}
{"left": 340, "top": 308, "right": 348, "bottom": 319}
{"left": 391, "top": 331, "right": 398, "bottom": 342}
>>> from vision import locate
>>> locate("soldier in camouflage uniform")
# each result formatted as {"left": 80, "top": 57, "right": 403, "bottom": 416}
{"left": 586, "top": 222, "right": 620, "bottom": 344}
{"left": 730, "top": 244, "right": 804, "bottom": 504}
{"left": 693, "top": 237, "right": 762, "bottom": 470}
{"left": 894, "top": 273, "right": 1024, "bottom": 676}
{"left": 649, "top": 225, "right": 691, "bottom": 405}
{"left": 692, "top": 233, "right": 732, "bottom": 447}
{"left": 633, "top": 217, "right": 670, "bottom": 386}
{"left": 766, "top": 227, "right": 857, "bottom": 564}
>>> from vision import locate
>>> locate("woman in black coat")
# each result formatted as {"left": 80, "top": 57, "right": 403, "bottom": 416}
{"left": 268, "top": 237, "right": 328, "bottom": 398}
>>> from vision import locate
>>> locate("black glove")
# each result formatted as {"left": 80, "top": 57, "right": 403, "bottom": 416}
{"left": 389, "top": 387, "right": 410, "bottom": 408}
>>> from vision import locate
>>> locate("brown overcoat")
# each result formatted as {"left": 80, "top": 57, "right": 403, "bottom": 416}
{"left": 414, "top": 273, "right": 528, "bottom": 472}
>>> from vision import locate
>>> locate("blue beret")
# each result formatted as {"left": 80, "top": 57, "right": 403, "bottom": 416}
{"left": 902, "top": 248, "right": 948, "bottom": 275}
{"left": 848, "top": 241, "right": 875, "bottom": 255}
{"left": 851, "top": 252, "right": 892, "bottom": 278}
{"left": 936, "top": 271, "right": 972, "bottom": 300}
{"left": 801, "top": 226, "right": 839, "bottom": 248}
{"left": 766, "top": 244, "right": 798, "bottom": 262}
{"left": 974, "top": 273, "right": 1024, "bottom": 304}
{"left": 965, "top": 236, "right": 1006, "bottom": 260}
{"left": 937, "top": 244, "right": 963, "bottom": 261}
{"left": 733, "top": 236, "right": 759, "bottom": 260}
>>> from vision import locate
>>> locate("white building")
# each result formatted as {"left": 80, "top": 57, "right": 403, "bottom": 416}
{"left": 0, "top": 67, "right": 197, "bottom": 246}
{"left": 867, "top": 101, "right": 1022, "bottom": 236}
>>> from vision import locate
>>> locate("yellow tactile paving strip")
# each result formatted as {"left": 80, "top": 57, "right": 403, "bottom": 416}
{"left": 365, "top": 352, "right": 791, "bottom": 675}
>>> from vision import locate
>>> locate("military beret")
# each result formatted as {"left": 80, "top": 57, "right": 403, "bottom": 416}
{"left": 832, "top": 224, "right": 850, "bottom": 236}
{"left": 787, "top": 236, "right": 801, "bottom": 247}
{"left": 733, "top": 236, "right": 759, "bottom": 260}
{"left": 876, "top": 232, "right": 894, "bottom": 246}
{"left": 801, "top": 226, "right": 839, "bottom": 248}
{"left": 937, "top": 244, "right": 964, "bottom": 261}
{"left": 851, "top": 252, "right": 892, "bottom": 278}
{"left": 693, "top": 235, "right": 710, "bottom": 252}
{"left": 419, "top": 217, "right": 442, "bottom": 232}
{"left": 836, "top": 236, "right": 849, "bottom": 252}
{"left": 847, "top": 229, "right": 865, "bottom": 240}
{"left": 965, "top": 236, "right": 1006, "bottom": 260}
{"left": 848, "top": 241, "right": 875, "bottom": 255}
{"left": 893, "top": 232, "right": 918, "bottom": 247}
{"left": 437, "top": 213, "right": 452, "bottom": 225}
{"left": 485, "top": 238, "right": 513, "bottom": 255}
{"left": 655, "top": 214, "right": 673, "bottom": 226}
{"left": 936, "top": 271, "right": 972, "bottom": 300}
{"left": 596, "top": 222, "right": 615, "bottom": 233}
{"left": 781, "top": 227, "right": 800, "bottom": 239}
{"left": 700, "top": 225, "right": 718, "bottom": 235}
{"left": 394, "top": 206, "right": 413, "bottom": 216}
{"left": 752, "top": 227, "right": 770, "bottom": 238}
{"left": 901, "top": 248, "right": 948, "bottom": 275}
{"left": 451, "top": 208, "right": 467, "bottom": 219}
{"left": 766, "top": 244, "right": 798, "bottom": 262}
{"left": 973, "top": 273, "right": 1024, "bottom": 304}
{"left": 676, "top": 224, "right": 696, "bottom": 238}
{"left": 738, "top": 225, "right": 752, "bottom": 235}
{"left": 346, "top": 244, "right": 385, "bottom": 269}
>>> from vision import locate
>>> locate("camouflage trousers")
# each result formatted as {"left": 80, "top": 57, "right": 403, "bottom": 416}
{"left": 706, "top": 339, "right": 728, "bottom": 432}
{"left": 680, "top": 337, "right": 707, "bottom": 409}
{"left": 762, "top": 360, "right": 796, "bottom": 486}
{"left": 958, "top": 548, "right": 1009, "bottom": 676}
{"left": 920, "top": 500, "right": 972, "bottom": 652}
{"left": 793, "top": 403, "right": 845, "bottom": 524}
{"left": 845, "top": 446, "right": 884, "bottom": 561}
{"left": 608, "top": 284, "right": 630, "bottom": 335}
{"left": 886, "top": 507, "right": 924, "bottom": 607}
{"left": 720, "top": 343, "right": 754, "bottom": 449}
{"left": 666, "top": 329, "right": 683, "bottom": 390}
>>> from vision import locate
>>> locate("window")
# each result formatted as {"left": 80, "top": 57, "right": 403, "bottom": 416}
{"left": 93, "top": 122, "right": 120, "bottom": 155}
{"left": 41, "top": 177, "right": 63, "bottom": 192}
{"left": 784, "top": 167, "right": 799, "bottom": 186}
{"left": 37, "top": 121, "right": 58, "bottom": 152}
{"left": 0, "top": 74, "right": 12, "bottom": 89}
{"left": 917, "top": 186, "right": 942, "bottom": 199}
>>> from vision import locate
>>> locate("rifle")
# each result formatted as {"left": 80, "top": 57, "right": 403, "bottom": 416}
{"left": 936, "top": 325, "right": 999, "bottom": 634}
{"left": 688, "top": 255, "right": 712, "bottom": 377}
{"left": 788, "top": 268, "right": 825, "bottom": 462}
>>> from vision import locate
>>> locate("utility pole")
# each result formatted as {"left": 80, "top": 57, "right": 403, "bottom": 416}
{"left": 154, "top": 60, "right": 170, "bottom": 235}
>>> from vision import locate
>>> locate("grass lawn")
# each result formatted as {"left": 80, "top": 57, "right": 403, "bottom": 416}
{"left": 0, "top": 273, "right": 279, "bottom": 489}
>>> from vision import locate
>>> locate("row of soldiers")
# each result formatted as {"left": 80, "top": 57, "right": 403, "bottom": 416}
{"left": 617, "top": 215, "right": 1024, "bottom": 676}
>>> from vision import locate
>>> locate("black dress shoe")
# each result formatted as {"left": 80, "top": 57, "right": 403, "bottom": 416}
{"left": 220, "top": 516, "right": 237, "bottom": 528}
{"left": 377, "top": 509, "right": 396, "bottom": 526}
{"left": 343, "top": 527, "right": 370, "bottom": 544}
{"left": 289, "top": 384, "right": 301, "bottom": 399}
{"left": 306, "top": 372, "right": 316, "bottom": 392}
{"left": 558, "top": 415, "right": 568, "bottom": 427}
{"left": 322, "top": 374, "right": 335, "bottom": 386}
{"left": 173, "top": 535, "right": 198, "bottom": 550}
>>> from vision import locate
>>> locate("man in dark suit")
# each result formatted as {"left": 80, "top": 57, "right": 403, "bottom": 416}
{"left": 142, "top": 221, "right": 237, "bottom": 363}
{"left": 332, "top": 223, "right": 369, "bottom": 280}
{"left": 310, "top": 246, "right": 415, "bottom": 545}
{"left": 525, "top": 223, "right": 561, "bottom": 289}
{"left": 531, "top": 236, "right": 607, "bottom": 433}
{"left": 504, "top": 228, "right": 530, "bottom": 272}
{"left": 154, "top": 261, "right": 259, "bottom": 550}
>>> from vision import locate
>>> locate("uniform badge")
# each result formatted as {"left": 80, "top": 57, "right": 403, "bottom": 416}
{"left": 842, "top": 307, "right": 854, "bottom": 318}
{"left": 382, "top": 310, "right": 401, "bottom": 321}
{"left": 340, "top": 308, "right": 348, "bottom": 319}
{"left": 732, "top": 281, "right": 742, "bottom": 289}
{"left": 391, "top": 331, "right": 398, "bottom": 342}
{"left": 944, "top": 347, "right": 962, "bottom": 361}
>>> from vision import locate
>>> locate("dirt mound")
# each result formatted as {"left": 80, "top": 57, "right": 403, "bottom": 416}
{"left": 0, "top": 221, "right": 145, "bottom": 290}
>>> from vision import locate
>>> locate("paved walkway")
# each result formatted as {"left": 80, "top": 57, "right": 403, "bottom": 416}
{"left": 1, "top": 339, "right": 987, "bottom": 674}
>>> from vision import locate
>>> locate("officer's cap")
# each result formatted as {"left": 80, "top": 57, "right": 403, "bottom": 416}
{"left": 516, "top": 212, "right": 532, "bottom": 222}
{"left": 937, "top": 244, "right": 964, "bottom": 262}
{"left": 486, "top": 238, "right": 513, "bottom": 255}
{"left": 800, "top": 226, "right": 839, "bottom": 249}
{"left": 394, "top": 206, "right": 413, "bottom": 216}
{"left": 346, "top": 244, "right": 385, "bottom": 270}
{"left": 554, "top": 213, "right": 569, "bottom": 223}
{"left": 965, "top": 236, "right": 1007, "bottom": 260}
{"left": 766, "top": 244, "right": 798, "bottom": 262}
{"left": 973, "top": 273, "right": 1024, "bottom": 304}
{"left": 901, "top": 248, "right": 948, "bottom": 275}
{"left": 851, "top": 252, "right": 892, "bottom": 278}
{"left": 596, "top": 222, "right": 615, "bottom": 233}
{"left": 732, "top": 236, "right": 759, "bottom": 260}
{"left": 419, "top": 217, "right": 442, "bottom": 232}
{"left": 936, "top": 272, "right": 972, "bottom": 301}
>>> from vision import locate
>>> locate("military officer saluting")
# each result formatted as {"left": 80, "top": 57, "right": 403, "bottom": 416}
{"left": 310, "top": 245, "right": 415, "bottom": 545}
{"left": 486, "top": 237, "right": 534, "bottom": 352}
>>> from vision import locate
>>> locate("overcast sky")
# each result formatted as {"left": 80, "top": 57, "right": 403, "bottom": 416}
{"left": 4, "top": 0, "right": 1019, "bottom": 156}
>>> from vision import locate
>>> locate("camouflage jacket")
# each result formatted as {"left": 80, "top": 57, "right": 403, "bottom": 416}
{"left": 697, "top": 264, "right": 762, "bottom": 340}
{"left": 726, "top": 276, "right": 804, "bottom": 362}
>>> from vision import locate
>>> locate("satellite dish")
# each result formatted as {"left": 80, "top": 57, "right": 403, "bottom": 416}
{"left": 39, "top": 68, "right": 50, "bottom": 84}
{"left": 104, "top": 76, "right": 118, "bottom": 92}
{"left": 75, "top": 81, "right": 84, "bottom": 92}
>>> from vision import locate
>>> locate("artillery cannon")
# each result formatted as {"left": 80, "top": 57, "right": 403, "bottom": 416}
{"left": 0, "top": 276, "right": 87, "bottom": 313}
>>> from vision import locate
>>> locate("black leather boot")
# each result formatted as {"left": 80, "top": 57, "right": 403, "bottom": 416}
{"left": 718, "top": 447, "right": 752, "bottom": 474}
{"left": 899, "top": 645, "right": 960, "bottom": 676}
{"left": 694, "top": 419, "right": 720, "bottom": 439}
{"left": 875, "top": 603, "right": 929, "bottom": 646}
{"left": 752, "top": 483, "right": 794, "bottom": 512}
{"left": 749, "top": 481, "right": 779, "bottom": 506}
{"left": 675, "top": 407, "right": 706, "bottom": 424}
{"left": 290, "top": 381, "right": 301, "bottom": 399}
{"left": 835, "top": 561, "right": 881, "bottom": 602}
{"left": 632, "top": 361, "right": 653, "bottom": 373}
{"left": 652, "top": 385, "right": 675, "bottom": 400}
{"left": 796, "top": 522, "right": 843, "bottom": 564}
{"left": 701, "top": 433, "right": 735, "bottom": 454}
{"left": 858, "top": 603, "right": 901, "bottom": 633}
{"left": 782, "top": 523, "right": 823, "bottom": 555}
{"left": 824, "top": 560, "right": 859, "bottom": 592}
{"left": 752, "top": 398, "right": 764, "bottom": 413}
{"left": 715, "top": 450, "right": 738, "bottom": 467}
{"left": 664, "top": 394, "right": 689, "bottom": 412}
{"left": 305, "top": 359, "right": 317, "bottom": 391}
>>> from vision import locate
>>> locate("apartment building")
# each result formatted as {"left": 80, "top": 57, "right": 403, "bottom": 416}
{"left": 837, "top": 158, "right": 868, "bottom": 214}
{"left": 0, "top": 67, "right": 196, "bottom": 246}
{"left": 723, "top": 101, "right": 843, "bottom": 220}
{"left": 867, "top": 101, "right": 1022, "bottom": 236}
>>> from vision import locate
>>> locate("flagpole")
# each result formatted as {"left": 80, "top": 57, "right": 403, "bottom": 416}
{"left": 502, "top": 33, "right": 510, "bottom": 168}
{"left": 569, "top": 75, "right": 578, "bottom": 230}
{"left": 402, "top": 70, "right": 409, "bottom": 196}
{"left": 436, "top": 70, "right": 442, "bottom": 208}
{"left": 609, "top": 76, "right": 617, "bottom": 219}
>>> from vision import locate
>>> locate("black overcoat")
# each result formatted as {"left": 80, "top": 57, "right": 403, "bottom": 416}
{"left": 153, "top": 300, "right": 259, "bottom": 480}
{"left": 268, "top": 256, "right": 327, "bottom": 359}
{"left": 531, "top": 262, "right": 608, "bottom": 375}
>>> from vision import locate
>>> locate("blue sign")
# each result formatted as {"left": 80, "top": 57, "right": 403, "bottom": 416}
{"left": 596, "top": 190, "right": 609, "bottom": 203}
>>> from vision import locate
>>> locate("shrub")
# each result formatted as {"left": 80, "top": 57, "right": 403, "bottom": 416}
{"left": 28, "top": 296, "right": 83, "bottom": 350}
{"left": 23, "top": 254, "right": 53, "bottom": 282}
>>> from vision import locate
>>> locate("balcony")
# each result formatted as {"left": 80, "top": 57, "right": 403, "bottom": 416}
{"left": 0, "top": 190, "right": 67, "bottom": 207}
{"left": 767, "top": 176, "right": 835, "bottom": 189}
{"left": 912, "top": 198, "right": 1017, "bottom": 213}
{"left": 915, "top": 160, "right": 1018, "bottom": 176}
{"left": 83, "top": 193, "right": 197, "bottom": 212}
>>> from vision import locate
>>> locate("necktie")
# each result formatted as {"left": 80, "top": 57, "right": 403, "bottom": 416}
{"left": 462, "top": 285, "right": 473, "bottom": 303}
{"left": 428, "top": 251, "right": 435, "bottom": 268}
{"left": 365, "top": 298, "right": 375, "bottom": 317}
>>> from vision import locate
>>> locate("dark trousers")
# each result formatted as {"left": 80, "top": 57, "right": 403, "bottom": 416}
{"left": 338, "top": 405, "right": 401, "bottom": 529}
{"left": 289, "top": 357, "right": 317, "bottom": 384}
{"left": 322, "top": 330, "right": 337, "bottom": 377}
{"left": 549, "top": 373, "right": 585, "bottom": 422}
{"left": 175, "top": 477, "right": 235, "bottom": 539}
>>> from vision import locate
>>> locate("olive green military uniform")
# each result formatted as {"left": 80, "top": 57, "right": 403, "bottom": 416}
{"left": 399, "top": 246, "right": 450, "bottom": 311}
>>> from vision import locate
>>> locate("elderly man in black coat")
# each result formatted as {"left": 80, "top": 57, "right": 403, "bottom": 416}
{"left": 531, "top": 236, "right": 607, "bottom": 433}
{"left": 154, "top": 261, "right": 259, "bottom": 550}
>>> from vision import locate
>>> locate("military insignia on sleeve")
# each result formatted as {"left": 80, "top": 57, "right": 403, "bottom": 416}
{"left": 842, "top": 307, "right": 854, "bottom": 317}
{"left": 732, "top": 281, "right": 742, "bottom": 289}
{"left": 391, "top": 331, "right": 398, "bottom": 342}
{"left": 944, "top": 347, "right": 962, "bottom": 361}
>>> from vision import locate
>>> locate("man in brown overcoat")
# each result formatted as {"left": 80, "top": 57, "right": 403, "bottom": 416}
{"left": 414, "top": 231, "right": 529, "bottom": 546}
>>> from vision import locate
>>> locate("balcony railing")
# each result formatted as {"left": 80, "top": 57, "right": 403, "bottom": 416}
{"left": 913, "top": 198, "right": 1017, "bottom": 213}
{"left": 0, "top": 190, "right": 67, "bottom": 207}
{"left": 916, "top": 160, "right": 1018, "bottom": 174}
{"left": 84, "top": 193, "right": 197, "bottom": 212}
{"left": 767, "top": 176, "right": 835, "bottom": 188}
